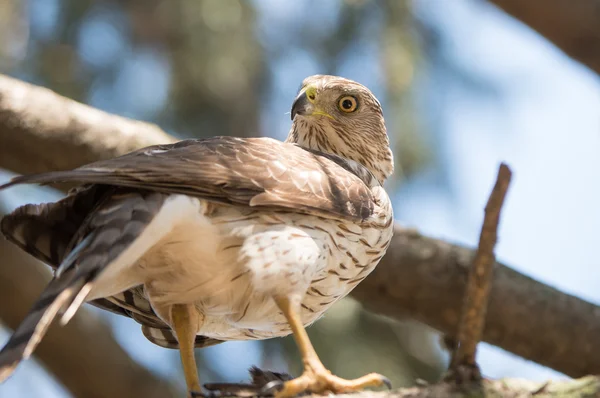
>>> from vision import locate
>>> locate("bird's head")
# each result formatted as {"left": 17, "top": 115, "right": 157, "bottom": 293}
{"left": 287, "top": 75, "right": 394, "bottom": 184}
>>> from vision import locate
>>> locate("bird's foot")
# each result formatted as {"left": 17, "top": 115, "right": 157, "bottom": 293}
{"left": 262, "top": 363, "right": 391, "bottom": 398}
{"left": 199, "top": 367, "right": 295, "bottom": 397}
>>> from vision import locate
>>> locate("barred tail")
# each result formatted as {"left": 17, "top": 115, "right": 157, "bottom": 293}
{"left": 141, "top": 325, "right": 221, "bottom": 350}
{"left": 0, "top": 191, "right": 167, "bottom": 382}
{"left": 0, "top": 240, "right": 91, "bottom": 381}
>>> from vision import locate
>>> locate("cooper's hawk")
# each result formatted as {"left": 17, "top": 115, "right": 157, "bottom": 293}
{"left": 0, "top": 75, "right": 394, "bottom": 397}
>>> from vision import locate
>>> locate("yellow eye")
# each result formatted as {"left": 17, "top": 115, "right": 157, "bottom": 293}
{"left": 338, "top": 96, "right": 358, "bottom": 113}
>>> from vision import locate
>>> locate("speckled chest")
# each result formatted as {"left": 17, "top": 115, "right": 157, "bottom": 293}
{"left": 299, "top": 216, "right": 394, "bottom": 319}
{"left": 192, "top": 205, "right": 394, "bottom": 341}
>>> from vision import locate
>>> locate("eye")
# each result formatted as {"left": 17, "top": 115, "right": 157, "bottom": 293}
{"left": 338, "top": 96, "right": 358, "bottom": 113}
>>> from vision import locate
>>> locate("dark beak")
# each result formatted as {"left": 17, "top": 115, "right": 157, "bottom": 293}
{"left": 291, "top": 91, "right": 309, "bottom": 120}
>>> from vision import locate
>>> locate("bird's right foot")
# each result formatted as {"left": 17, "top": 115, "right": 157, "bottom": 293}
{"left": 261, "top": 363, "right": 391, "bottom": 398}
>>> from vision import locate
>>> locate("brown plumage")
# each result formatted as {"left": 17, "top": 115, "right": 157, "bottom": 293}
{"left": 0, "top": 75, "right": 395, "bottom": 397}
{"left": 2, "top": 137, "right": 377, "bottom": 221}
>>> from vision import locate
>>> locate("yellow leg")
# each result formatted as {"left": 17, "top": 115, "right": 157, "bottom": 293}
{"left": 273, "top": 296, "right": 390, "bottom": 398}
{"left": 171, "top": 304, "right": 202, "bottom": 396}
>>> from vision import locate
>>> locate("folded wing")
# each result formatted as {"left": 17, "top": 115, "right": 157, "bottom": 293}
{"left": 1, "top": 137, "right": 376, "bottom": 221}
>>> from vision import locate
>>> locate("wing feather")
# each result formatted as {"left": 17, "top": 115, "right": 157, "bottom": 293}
{"left": 1, "top": 137, "right": 376, "bottom": 221}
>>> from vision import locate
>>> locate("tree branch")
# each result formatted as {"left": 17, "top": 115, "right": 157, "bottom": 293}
{"left": 489, "top": 0, "right": 600, "bottom": 76}
{"left": 1, "top": 74, "right": 599, "bottom": 381}
{"left": 0, "top": 74, "right": 176, "bottom": 176}
{"left": 235, "top": 369, "right": 600, "bottom": 398}
{"left": 309, "top": 376, "right": 600, "bottom": 397}
{"left": 448, "top": 163, "right": 511, "bottom": 379}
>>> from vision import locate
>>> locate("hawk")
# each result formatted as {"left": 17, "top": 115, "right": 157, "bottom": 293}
{"left": 0, "top": 75, "right": 394, "bottom": 397}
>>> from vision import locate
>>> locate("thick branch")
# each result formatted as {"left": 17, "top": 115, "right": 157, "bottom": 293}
{"left": 1, "top": 75, "right": 599, "bottom": 380}
{"left": 355, "top": 227, "right": 600, "bottom": 378}
{"left": 0, "top": 237, "right": 179, "bottom": 398}
{"left": 489, "top": 0, "right": 600, "bottom": 76}
{"left": 221, "top": 367, "right": 600, "bottom": 397}
{"left": 243, "top": 372, "right": 600, "bottom": 398}
{"left": 0, "top": 74, "right": 176, "bottom": 176}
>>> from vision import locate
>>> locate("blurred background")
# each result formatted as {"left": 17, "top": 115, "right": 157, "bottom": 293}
{"left": 0, "top": 0, "right": 599, "bottom": 397}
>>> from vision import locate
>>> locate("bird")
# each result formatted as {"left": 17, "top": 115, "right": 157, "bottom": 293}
{"left": 0, "top": 75, "right": 395, "bottom": 397}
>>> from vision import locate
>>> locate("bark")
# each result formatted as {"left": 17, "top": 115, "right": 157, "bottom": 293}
{"left": 221, "top": 366, "right": 600, "bottom": 398}
{"left": 221, "top": 373, "right": 600, "bottom": 398}
{"left": 489, "top": 0, "right": 600, "bottom": 76}
{"left": 0, "top": 74, "right": 175, "bottom": 176}
{"left": 1, "top": 74, "right": 599, "bottom": 382}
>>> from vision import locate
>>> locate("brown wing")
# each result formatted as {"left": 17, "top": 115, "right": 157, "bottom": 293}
{"left": 0, "top": 137, "right": 376, "bottom": 221}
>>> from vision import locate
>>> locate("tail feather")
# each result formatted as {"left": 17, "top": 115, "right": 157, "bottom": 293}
{"left": 104, "top": 287, "right": 224, "bottom": 349}
{"left": 0, "top": 185, "right": 110, "bottom": 267}
{"left": 0, "top": 267, "right": 87, "bottom": 381}
{"left": 0, "top": 191, "right": 167, "bottom": 381}
{"left": 59, "top": 282, "right": 93, "bottom": 326}
{"left": 1, "top": 181, "right": 226, "bottom": 366}
{"left": 141, "top": 325, "right": 221, "bottom": 350}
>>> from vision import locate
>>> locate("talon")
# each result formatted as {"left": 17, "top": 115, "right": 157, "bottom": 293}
{"left": 260, "top": 380, "right": 285, "bottom": 396}
{"left": 202, "top": 383, "right": 221, "bottom": 391}
{"left": 382, "top": 376, "right": 392, "bottom": 390}
{"left": 190, "top": 390, "right": 206, "bottom": 398}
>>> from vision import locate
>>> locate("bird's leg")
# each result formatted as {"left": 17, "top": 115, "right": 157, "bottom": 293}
{"left": 271, "top": 296, "right": 390, "bottom": 398}
{"left": 171, "top": 304, "right": 202, "bottom": 397}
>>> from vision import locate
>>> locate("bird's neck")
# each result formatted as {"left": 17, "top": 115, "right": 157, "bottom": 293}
{"left": 285, "top": 123, "right": 393, "bottom": 185}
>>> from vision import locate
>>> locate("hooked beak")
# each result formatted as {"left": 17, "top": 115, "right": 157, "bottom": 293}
{"left": 291, "top": 91, "right": 311, "bottom": 120}
{"left": 291, "top": 87, "right": 334, "bottom": 121}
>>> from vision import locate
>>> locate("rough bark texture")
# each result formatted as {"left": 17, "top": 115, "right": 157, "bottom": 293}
{"left": 0, "top": 237, "right": 179, "bottom": 398}
{"left": 1, "top": 74, "right": 600, "bottom": 384}
{"left": 489, "top": 0, "right": 600, "bottom": 75}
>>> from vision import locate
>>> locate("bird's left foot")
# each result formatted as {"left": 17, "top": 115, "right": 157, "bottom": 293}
{"left": 262, "top": 362, "right": 391, "bottom": 398}
{"left": 198, "top": 367, "right": 294, "bottom": 397}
